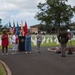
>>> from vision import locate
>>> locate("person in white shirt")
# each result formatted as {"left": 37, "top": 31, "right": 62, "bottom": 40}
{"left": 37, "top": 31, "right": 42, "bottom": 53}
{"left": 11, "top": 33, "right": 19, "bottom": 54}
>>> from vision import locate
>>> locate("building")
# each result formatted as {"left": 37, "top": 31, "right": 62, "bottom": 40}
{"left": 30, "top": 24, "right": 41, "bottom": 33}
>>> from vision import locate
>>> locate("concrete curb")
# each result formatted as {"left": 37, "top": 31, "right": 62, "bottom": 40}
{"left": 0, "top": 60, "right": 12, "bottom": 75}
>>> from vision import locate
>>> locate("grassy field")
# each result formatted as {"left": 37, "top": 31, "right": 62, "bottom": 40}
{"left": 0, "top": 63, "right": 6, "bottom": 75}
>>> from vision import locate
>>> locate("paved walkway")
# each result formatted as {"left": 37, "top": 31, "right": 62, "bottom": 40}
{"left": 0, "top": 47, "right": 75, "bottom": 75}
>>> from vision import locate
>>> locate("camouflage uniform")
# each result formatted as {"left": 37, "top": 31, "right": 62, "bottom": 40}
{"left": 58, "top": 30, "right": 68, "bottom": 57}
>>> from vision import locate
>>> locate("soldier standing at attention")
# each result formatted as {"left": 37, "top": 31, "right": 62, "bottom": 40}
{"left": 58, "top": 28, "right": 69, "bottom": 57}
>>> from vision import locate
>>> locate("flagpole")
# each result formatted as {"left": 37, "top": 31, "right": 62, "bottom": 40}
{"left": 20, "top": 20, "right": 24, "bottom": 36}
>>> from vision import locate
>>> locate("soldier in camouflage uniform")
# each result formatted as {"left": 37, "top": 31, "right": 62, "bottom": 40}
{"left": 58, "top": 28, "right": 69, "bottom": 57}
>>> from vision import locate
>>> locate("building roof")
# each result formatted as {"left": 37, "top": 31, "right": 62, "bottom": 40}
{"left": 30, "top": 24, "right": 42, "bottom": 28}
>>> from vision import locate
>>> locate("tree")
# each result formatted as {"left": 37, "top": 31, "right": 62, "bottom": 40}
{"left": 35, "top": 0, "right": 75, "bottom": 33}
{"left": 0, "top": 18, "right": 3, "bottom": 31}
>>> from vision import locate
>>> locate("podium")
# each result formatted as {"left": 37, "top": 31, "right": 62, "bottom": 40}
{"left": 19, "top": 36, "right": 25, "bottom": 51}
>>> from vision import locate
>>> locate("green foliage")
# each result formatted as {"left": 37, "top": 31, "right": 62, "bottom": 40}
{"left": 0, "top": 32, "right": 2, "bottom": 35}
{"left": 0, "top": 18, "right": 2, "bottom": 24}
{"left": 0, "top": 32, "right": 11, "bottom": 35}
{"left": 35, "top": 0, "right": 75, "bottom": 33}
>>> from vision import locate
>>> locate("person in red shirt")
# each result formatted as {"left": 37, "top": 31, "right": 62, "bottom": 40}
{"left": 1, "top": 29, "right": 9, "bottom": 55}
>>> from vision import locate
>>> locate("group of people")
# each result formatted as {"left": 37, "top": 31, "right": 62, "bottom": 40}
{"left": 1, "top": 29, "right": 43, "bottom": 55}
{"left": 1, "top": 29, "right": 19, "bottom": 55}
{"left": 1, "top": 28, "right": 73, "bottom": 57}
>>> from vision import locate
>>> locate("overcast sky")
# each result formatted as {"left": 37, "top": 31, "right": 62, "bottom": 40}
{"left": 0, "top": 0, "right": 75, "bottom": 28}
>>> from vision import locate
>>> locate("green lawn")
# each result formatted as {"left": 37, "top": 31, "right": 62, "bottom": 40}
{"left": 32, "top": 40, "right": 75, "bottom": 47}
{"left": 0, "top": 63, "right": 6, "bottom": 75}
